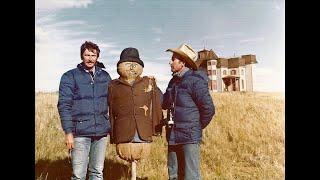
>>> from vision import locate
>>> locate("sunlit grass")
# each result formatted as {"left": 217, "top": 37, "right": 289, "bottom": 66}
{"left": 35, "top": 91, "right": 284, "bottom": 180}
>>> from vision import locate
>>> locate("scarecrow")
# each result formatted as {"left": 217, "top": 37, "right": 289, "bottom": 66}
{"left": 108, "top": 47, "right": 163, "bottom": 180}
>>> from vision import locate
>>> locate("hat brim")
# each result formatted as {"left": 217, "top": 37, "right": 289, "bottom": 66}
{"left": 166, "top": 48, "right": 198, "bottom": 70}
{"left": 117, "top": 58, "right": 144, "bottom": 67}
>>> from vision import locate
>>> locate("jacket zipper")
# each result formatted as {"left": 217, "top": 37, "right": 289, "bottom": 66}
{"left": 89, "top": 70, "right": 96, "bottom": 136}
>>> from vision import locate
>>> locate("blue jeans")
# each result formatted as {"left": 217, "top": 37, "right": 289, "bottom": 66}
{"left": 167, "top": 143, "right": 201, "bottom": 180}
{"left": 71, "top": 136, "right": 107, "bottom": 180}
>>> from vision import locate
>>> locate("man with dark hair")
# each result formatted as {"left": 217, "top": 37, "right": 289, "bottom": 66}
{"left": 57, "top": 41, "right": 112, "bottom": 180}
{"left": 162, "top": 43, "right": 215, "bottom": 180}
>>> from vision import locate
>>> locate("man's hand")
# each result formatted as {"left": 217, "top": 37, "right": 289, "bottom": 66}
{"left": 65, "top": 133, "right": 74, "bottom": 150}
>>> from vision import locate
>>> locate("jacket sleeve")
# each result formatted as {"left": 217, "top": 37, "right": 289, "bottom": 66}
{"left": 162, "top": 79, "right": 174, "bottom": 110}
{"left": 157, "top": 86, "right": 163, "bottom": 105}
{"left": 192, "top": 77, "right": 215, "bottom": 129}
{"left": 149, "top": 78, "right": 163, "bottom": 136}
{"left": 57, "top": 72, "right": 75, "bottom": 134}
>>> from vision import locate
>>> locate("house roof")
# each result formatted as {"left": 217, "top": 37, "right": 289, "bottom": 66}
{"left": 195, "top": 59, "right": 205, "bottom": 67}
{"left": 197, "top": 49, "right": 218, "bottom": 60}
{"left": 242, "top": 54, "right": 258, "bottom": 64}
{"left": 217, "top": 55, "right": 257, "bottom": 68}
{"left": 195, "top": 49, "right": 258, "bottom": 69}
{"left": 228, "top": 57, "right": 246, "bottom": 68}
{"left": 217, "top": 58, "right": 228, "bottom": 68}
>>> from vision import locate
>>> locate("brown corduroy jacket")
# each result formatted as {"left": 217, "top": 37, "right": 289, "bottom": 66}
{"left": 108, "top": 76, "right": 163, "bottom": 144}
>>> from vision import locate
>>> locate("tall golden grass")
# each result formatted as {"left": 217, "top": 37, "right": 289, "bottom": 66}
{"left": 35, "top": 91, "right": 284, "bottom": 180}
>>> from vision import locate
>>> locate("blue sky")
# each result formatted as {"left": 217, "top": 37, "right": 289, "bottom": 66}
{"left": 35, "top": 0, "right": 284, "bottom": 92}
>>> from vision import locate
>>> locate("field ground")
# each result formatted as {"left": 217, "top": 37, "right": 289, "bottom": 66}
{"left": 35, "top": 91, "right": 284, "bottom": 180}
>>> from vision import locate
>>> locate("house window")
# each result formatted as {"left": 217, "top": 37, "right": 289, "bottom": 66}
{"left": 223, "top": 70, "right": 227, "bottom": 75}
{"left": 231, "top": 70, "right": 236, "bottom": 75}
{"left": 212, "top": 80, "right": 217, "bottom": 90}
{"left": 207, "top": 70, "right": 212, "bottom": 75}
{"left": 241, "top": 69, "right": 244, "bottom": 75}
{"left": 207, "top": 61, "right": 211, "bottom": 66}
{"left": 242, "top": 80, "right": 244, "bottom": 89}
{"left": 208, "top": 81, "right": 212, "bottom": 90}
{"left": 212, "top": 70, "right": 216, "bottom": 75}
{"left": 211, "top": 61, "right": 216, "bottom": 65}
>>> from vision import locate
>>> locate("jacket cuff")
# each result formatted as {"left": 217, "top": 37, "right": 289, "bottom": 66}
{"left": 64, "top": 128, "right": 73, "bottom": 134}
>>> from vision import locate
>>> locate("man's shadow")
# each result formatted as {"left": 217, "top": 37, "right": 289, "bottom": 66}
{"left": 35, "top": 158, "right": 148, "bottom": 179}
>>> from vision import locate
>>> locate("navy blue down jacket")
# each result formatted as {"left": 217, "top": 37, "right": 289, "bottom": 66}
{"left": 162, "top": 69, "right": 215, "bottom": 144}
{"left": 57, "top": 62, "right": 111, "bottom": 137}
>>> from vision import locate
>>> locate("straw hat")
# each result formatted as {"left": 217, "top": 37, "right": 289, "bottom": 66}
{"left": 166, "top": 43, "right": 198, "bottom": 70}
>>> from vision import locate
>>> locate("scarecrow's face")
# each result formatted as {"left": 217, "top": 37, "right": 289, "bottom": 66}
{"left": 117, "top": 62, "right": 143, "bottom": 80}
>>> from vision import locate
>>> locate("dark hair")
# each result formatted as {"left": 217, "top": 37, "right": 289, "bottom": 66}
{"left": 172, "top": 52, "right": 186, "bottom": 65}
{"left": 80, "top": 41, "right": 100, "bottom": 59}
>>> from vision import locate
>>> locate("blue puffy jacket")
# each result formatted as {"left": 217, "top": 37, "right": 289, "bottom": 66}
{"left": 57, "top": 62, "right": 112, "bottom": 137}
{"left": 162, "top": 69, "right": 215, "bottom": 144}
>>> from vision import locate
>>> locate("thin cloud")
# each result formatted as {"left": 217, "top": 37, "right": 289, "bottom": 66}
{"left": 43, "top": 20, "right": 86, "bottom": 28}
{"left": 154, "top": 38, "right": 161, "bottom": 42}
{"left": 100, "top": 43, "right": 117, "bottom": 49}
{"left": 35, "top": 12, "right": 118, "bottom": 92}
{"left": 35, "top": 1, "right": 284, "bottom": 93}
{"left": 202, "top": 32, "right": 244, "bottom": 40}
{"left": 36, "top": 0, "right": 93, "bottom": 10}
{"left": 140, "top": 56, "right": 150, "bottom": 60}
{"left": 151, "top": 27, "right": 163, "bottom": 34}
{"left": 239, "top": 37, "right": 264, "bottom": 44}
{"left": 273, "top": 0, "right": 281, "bottom": 10}
{"left": 36, "top": 22, "right": 85, "bottom": 91}
{"left": 215, "top": 45, "right": 225, "bottom": 48}
{"left": 253, "top": 66, "right": 284, "bottom": 92}
{"left": 155, "top": 56, "right": 170, "bottom": 61}
{"left": 109, "top": 50, "right": 122, "bottom": 56}
{"left": 129, "top": 0, "right": 136, "bottom": 5}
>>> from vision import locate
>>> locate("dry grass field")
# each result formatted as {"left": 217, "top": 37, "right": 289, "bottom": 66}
{"left": 35, "top": 91, "right": 284, "bottom": 180}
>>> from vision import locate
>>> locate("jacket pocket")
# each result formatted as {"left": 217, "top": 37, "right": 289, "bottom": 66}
{"left": 74, "top": 118, "right": 91, "bottom": 135}
{"left": 174, "top": 123, "right": 195, "bottom": 142}
{"left": 96, "top": 114, "right": 110, "bottom": 132}
{"left": 103, "top": 114, "right": 109, "bottom": 120}
{"left": 102, "top": 114, "right": 111, "bottom": 130}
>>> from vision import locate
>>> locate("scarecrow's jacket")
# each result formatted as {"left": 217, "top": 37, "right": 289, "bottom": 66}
{"left": 108, "top": 76, "right": 163, "bottom": 144}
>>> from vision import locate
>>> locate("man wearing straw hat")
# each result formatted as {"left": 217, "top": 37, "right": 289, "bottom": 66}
{"left": 162, "top": 43, "right": 215, "bottom": 180}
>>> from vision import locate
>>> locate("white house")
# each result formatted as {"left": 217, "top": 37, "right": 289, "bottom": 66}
{"left": 195, "top": 49, "right": 257, "bottom": 92}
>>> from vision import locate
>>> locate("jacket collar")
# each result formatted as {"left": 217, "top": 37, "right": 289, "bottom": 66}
{"left": 172, "top": 67, "right": 190, "bottom": 77}
{"left": 171, "top": 69, "right": 193, "bottom": 85}
{"left": 181, "top": 69, "right": 193, "bottom": 78}
{"left": 175, "top": 69, "right": 192, "bottom": 79}
{"left": 77, "top": 61, "right": 105, "bottom": 72}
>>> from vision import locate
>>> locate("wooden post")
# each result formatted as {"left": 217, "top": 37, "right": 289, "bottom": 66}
{"left": 131, "top": 160, "right": 137, "bottom": 180}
